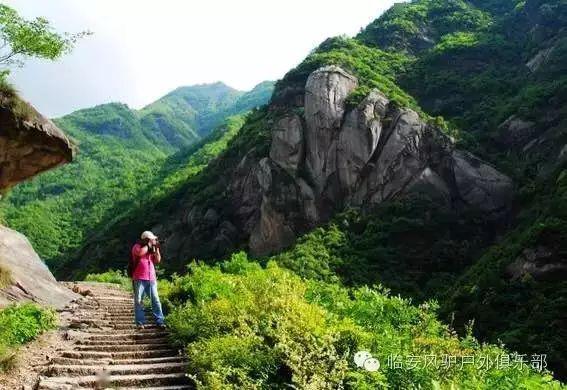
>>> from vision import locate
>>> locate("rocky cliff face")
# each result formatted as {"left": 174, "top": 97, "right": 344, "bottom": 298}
{"left": 179, "top": 66, "right": 513, "bottom": 257}
{"left": 0, "top": 97, "right": 77, "bottom": 308}
{"left": 0, "top": 98, "right": 73, "bottom": 189}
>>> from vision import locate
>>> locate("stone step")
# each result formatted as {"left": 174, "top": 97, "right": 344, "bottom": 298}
{"left": 38, "top": 372, "right": 191, "bottom": 388}
{"left": 47, "top": 282, "right": 188, "bottom": 389}
{"left": 61, "top": 348, "right": 179, "bottom": 360}
{"left": 81, "top": 327, "right": 163, "bottom": 335}
{"left": 112, "top": 323, "right": 163, "bottom": 330}
{"left": 108, "top": 317, "right": 156, "bottom": 323}
{"left": 104, "top": 316, "right": 156, "bottom": 321}
{"left": 97, "top": 304, "right": 134, "bottom": 309}
{"left": 52, "top": 355, "right": 186, "bottom": 366}
{"left": 75, "top": 343, "right": 171, "bottom": 352}
{"left": 97, "top": 298, "right": 133, "bottom": 302}
{"left": 47, "top": 362, "right": 188, "bottom": 376}
{"left": 85, "top": 331, "right": 169, "bottom": 341}
{"left": 77, "top": 337, "right": 169, "bottom": 346}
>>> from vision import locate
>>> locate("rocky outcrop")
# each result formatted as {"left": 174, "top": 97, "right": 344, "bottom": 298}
{"left": 526, "top": 45, "right": 556, "bottom": 73}
{"left": 152, "top": 66, "right": 513, "bottom": 261}
{"left": 496, "top": 115, "right": 538, "bottom": 147}
{"left": 304, "top": 66, "right": 358, "bottom": 194}
{"left": 506, "top": 246, "right": 567, "bottom": 281}
{"left": 0, "top": 225, "right": 77, "bottom": 308}
{"left": 337, "top": 90, "right": 386, "bottom": 194}
{"left": 0, "top": 98, "right": 73, "bottom": 189}
{"left": 269, "top": 114, "right": 304, "bottom": 177}
{"left": 233, "top": 66, "right": 513, "bottom": 255}
{"left": 0, "top": 97, "right": 77, "bottom": 307}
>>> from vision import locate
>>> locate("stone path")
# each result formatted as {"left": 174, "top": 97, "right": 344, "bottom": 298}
{"left": 37, "top": 282, "right": 193, "bottom": 389}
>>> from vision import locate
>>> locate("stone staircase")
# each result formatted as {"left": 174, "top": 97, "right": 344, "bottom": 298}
{"left": 38, "top": 282, "right": 193, "bottom": 389}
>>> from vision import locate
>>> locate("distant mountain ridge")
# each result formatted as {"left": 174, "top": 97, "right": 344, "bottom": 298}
{"left": 61, "top": 81, "right": 274, "bottom": 152}
{"left": 0, "top": 80, "right": 274, "bottom": 265}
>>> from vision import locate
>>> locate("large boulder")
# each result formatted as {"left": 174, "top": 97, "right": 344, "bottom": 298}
{"left": 0, "top": 98, "right": 74, "bottom": 189}
{"left": 452, "top": 151, "right": 513, "bottom": 213}
{"left": 0, "top": 96, "right": 78, "bottom": 307}
{"left": 0, "top": 225, "right": 77, "bottom": 308}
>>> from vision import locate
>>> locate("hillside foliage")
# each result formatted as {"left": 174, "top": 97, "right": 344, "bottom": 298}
{"left": 158, "top": 254, "right": 562, "bottom": 389}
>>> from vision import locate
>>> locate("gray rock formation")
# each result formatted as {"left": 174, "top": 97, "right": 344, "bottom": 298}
{"left": 148, "top": 66, "right": 514, "bottom": 262}
{"left": 453, "top": 151, "right": 513, "bottom": 212}
{"left": 304, "top": 65, "right": 358, "bottom": 194}
{"left": 0, "top": 225, "right": 77, "bottom": 308}
{"left": 506, "top": 246, "right": 567, "bottom": 281}
{"left": 497, "top": 115, "right": 538, "bottom": 147}
{"left": 0, "top": 98, "right": 73, "bottom": 189}
{"left": 0, "top": 97, "right": 78, "bottom": 308}
{"left": 235, "top": 66, "right": 513, "bottom": 255}
{"left": 337, "top": 90, "right": 387, "bottom": 194}
{"left": 270, "top": 114, "right": 304, "bottom": 177}
{"left": 526, "top": 45, "right": 556, "bottom": 73}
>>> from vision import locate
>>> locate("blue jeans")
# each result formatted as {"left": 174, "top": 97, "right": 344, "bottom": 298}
{"left": 133, "top": 279, "right": 165, "bottom": 326}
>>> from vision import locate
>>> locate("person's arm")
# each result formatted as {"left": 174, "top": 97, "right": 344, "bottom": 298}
{"left": 153, "top": 247, "right": 161, "bottom": 264}
{"left": 133, "top": 244, "right": 149, "bottom": 257}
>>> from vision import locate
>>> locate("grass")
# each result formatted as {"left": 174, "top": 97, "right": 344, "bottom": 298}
{"left": 84, "top": 269, "right": 132, "bottom": 291}
{"left": 0, "top": 303, "right": 57, "bottom": 372}
{"left": 0, "top": 77, "right": 34, "bottom": 120}
{"left": 0, "top": 265, "right": 12, "bottom": 289}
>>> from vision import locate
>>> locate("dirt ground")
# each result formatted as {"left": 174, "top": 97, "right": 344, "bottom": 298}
{"left": 0, "top": 328, "right": 72, "bottom": 390}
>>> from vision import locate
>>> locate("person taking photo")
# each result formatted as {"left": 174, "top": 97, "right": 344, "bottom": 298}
{"left": 130, "top": 230, "right": 166, "bottom": 329}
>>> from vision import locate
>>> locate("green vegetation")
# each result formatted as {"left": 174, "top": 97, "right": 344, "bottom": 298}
{"left": 0, "top": 303, "right": 57, "bottom": 371}
{"left": 161, "top": 254, "right": 561, "bottom": 389}
{"left": 4, "top": 0, "right": 567, "bottom": 384}
{"left": 357, "top": 0, "right": 495, "bottom": 53}
{"left": 54, "top": 111, "right": 258, "bottom": 277}
{"left": 443, "top": 160, "right": 567, "bottom": 379}
{"left": 270, "top": 197, "right": 492, "bottom": 300}
{"left": 0, "top": 82, "right": 273, "bottom": 266}
{"left": 0, "top": 77, "right": 34, "bottom": 119}
{"left": 84, "top": 269, "right": 131, "bottom": 291}
{"left": 0, "top": 4, "right": 89, "bottom": 70}
{"left": 278, "top": 36, "right": 417, "bottom": 113}
{"left": 273, "top": 0, "right": 567, "bottom": 380}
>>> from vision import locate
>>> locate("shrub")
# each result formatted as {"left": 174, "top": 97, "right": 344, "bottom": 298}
{"left": 165, "top": 254, "right": 562, "bottom": 389}
{"left": 0, "top": 303, "right": 57, "bottom": 372}
{"left": 85, "top": 269, "right": 132, "bottom": 291}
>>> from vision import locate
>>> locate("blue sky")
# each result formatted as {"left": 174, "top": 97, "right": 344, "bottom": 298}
{"left": 5, "top": 0, "right": 397, "bottom": 117}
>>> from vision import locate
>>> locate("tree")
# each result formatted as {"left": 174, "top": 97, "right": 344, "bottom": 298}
{"left": 0, "top": 4, "right": 90, "bottom": 72}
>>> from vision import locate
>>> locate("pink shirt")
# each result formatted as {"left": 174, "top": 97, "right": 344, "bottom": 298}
{"left": 131, "top": 243, "right": 157, "bottom": 281}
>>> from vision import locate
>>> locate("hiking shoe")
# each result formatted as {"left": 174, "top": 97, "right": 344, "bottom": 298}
{"left": 136, "top": 324, "right": 145, "bottom": 329}
{"left": 158, "top": 323, "right": 167, "bottom": 329}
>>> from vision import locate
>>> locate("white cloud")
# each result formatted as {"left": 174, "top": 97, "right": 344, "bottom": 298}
{"left": 4, "top": 0, "right": 396, "bottom": 117}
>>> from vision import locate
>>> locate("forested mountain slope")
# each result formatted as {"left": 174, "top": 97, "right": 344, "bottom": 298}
{"left": 66, "top": 0, "right": 567, "bottom": 379}
{"left": 0, "top": 81, "right": 274, "bottom": 265}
